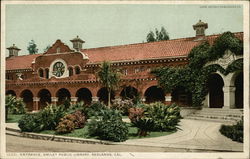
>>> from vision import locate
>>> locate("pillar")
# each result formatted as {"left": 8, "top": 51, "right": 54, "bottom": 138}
{"left": 165, "top": 93, "right": 172, "bottom": 105}
{"left": 70, "top": 97, "right": 78, "bottom": 105}
{"left": 92, "top": 96, "right": 99, "bottom": 103}
{"left": 51, "top": 97, "right": 58, "bottom": 105}
{"left": 203, "top": 94, "right": 209, "bottom": 108}
{"left": 223, "top": 86, "right": 236, "bottom": 109}
{"left": 33, "top": 97, "right": 40, "bottom": 111}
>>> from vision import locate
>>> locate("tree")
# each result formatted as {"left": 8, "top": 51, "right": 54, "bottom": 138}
{"left": 146, "top": 27, "right": 170, "bottom": 42}
{"left": 27, "top": 40, "right": 38, "bottom": 54}
{"left": 97, "top": 61, "right": 120, "bottom": 107}
{"left": 5, "top": 95, "right": 26, "bottom": 120}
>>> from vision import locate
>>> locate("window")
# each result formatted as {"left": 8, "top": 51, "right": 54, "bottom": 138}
{"left": 45, "top": 69, "right": 49, "bottom": 79}
{"left": 75, "top": 66, "right": 80, "bottom": 74}
{"left": 68, "top": 67, "right": 73, "bottom": 76}
{"left": 38, "top": 69, "right": 44, "bottom": 78}
{"left": 52, "top": 62, "right": 65, "bottom": 77}
{"left": 124, "top": 69, "right": 128, "bottom": 75}
{"left": 56, "top": 47, "right": 60, "bottom": 53}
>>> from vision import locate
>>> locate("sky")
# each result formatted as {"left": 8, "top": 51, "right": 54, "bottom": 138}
{"left": 5, "top": 4, "right": 243, "bottom": 56}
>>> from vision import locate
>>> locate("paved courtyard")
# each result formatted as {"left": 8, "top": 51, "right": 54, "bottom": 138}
{"left": 6, "top": 119, "right": 243, "bottom": 152}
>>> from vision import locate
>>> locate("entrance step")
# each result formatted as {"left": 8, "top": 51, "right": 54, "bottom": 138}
{"left": 185, "top": 108, "right": 243, "bottom": 124}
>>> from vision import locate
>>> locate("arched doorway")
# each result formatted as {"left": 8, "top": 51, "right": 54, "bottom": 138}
{"left": 172, "top": 87, "right": 192, "bottom": 106}
{"left": 20, "top": 90, "right": 33, "bottom": 111}
{"left": 207, "top": 74, "right": 224, "bottom": 108}
{"left": 6, "top": 90, "right": 16, "bottom": 96}
{"left": 235, "top": 72, "right": 243, "bottom": 108}
{"left": 144, "top": 86, "right": 165, "bottom": 103}
{"left": 76, "top": 88, "right": 92, "bottom": 105}
{"left": 38, "top": 89, "right": 52, "bottom": 109}
{"left": 120, "top": 86, "right": 138, "bottom": 100}
{"left": 56, "top": 88, "right": 71, "bottom": 105}
{"left": 97, "top": 87, "right": 115, "bottom": 105}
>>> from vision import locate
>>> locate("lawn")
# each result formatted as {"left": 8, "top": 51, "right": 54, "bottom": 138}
{"left": 6, "top": 114, "right": 24, "bottom": 123}
{"left": 40, "top": 123, "right": 175, "bottom": 140}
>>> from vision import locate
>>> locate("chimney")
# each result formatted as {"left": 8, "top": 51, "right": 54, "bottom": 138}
{"left": 193, "top": 20, "right": 208, "bottom": 37}
{"left": 7, "top": 44, "right": 21, "bottom": 57}
{"left": 70, "top": 36, "right": 85, "bottom": 51}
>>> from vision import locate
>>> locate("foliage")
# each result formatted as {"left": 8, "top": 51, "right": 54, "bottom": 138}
{"left": 220, "top": 118, "right": 243, "bottom": 143}
{"left": 67, "top": 101, "right": 87, "bottom": 115}
{"left": 132, "top": 118, "right": 155, "bottom": 136}
{"left": 152, "top": 32, "right": 243, "bottom": 107}
{"left": 72, "top": 110, "right": 87, "bottom": 128}
{"left": 27, "top": 39, "right": 38, "bottom": 54}
{"left": 97, "top": 61, "right": 120, "bottom": 107}
{"left": 111, "top": 99, "right": 134, "bottom": 115}
{"left": 86, "top": 102, "right": 107, "bottom": 117}
{"left": 6, "top": 95, "right": 26, "bottom": 120}
{"left": 146, "top": 102, "right": 182, "bottom": 131}
{"left": 18, "top": 104, "right": 66, "bottom": 132}
{"left": 128, "top": 107, "right": 145, "bottom": 123}
{"left": 56, "top": 114, "right": 76, "bottom": 134}
{"left": 146, "top": 27, "right": 170, "bottom": 42}
{"left": 87, "top": 108, "right": 128, "bottom": 142}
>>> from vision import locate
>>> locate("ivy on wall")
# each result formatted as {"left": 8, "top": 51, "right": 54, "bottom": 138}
{"left": 152, "top": 32, "right": 243, "bottom": 107}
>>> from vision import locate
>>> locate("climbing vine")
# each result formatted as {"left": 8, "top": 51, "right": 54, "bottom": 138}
{"left": 152, "top": 32, "right": 243, "bottom": 107}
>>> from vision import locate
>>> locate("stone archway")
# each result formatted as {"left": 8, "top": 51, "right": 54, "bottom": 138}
{"left": 97, "top": 87, "right": 115, "bottom": 105}
{"left": 172, "top": 87, "right": 192, "bottom": 106}
{"left": 144, "top": 86, "right": 165, "bottom": 103}
{"left": 120, "top": 86, "right": 138, "bottom": 100}
{"left": 207, "top": 74, "right": 224, "bottom": 108}
{"left": 6, "top": 90, "right": 16, "bottom": 96}
{"left": 38, "top": 89, "right": 52, "bottom": 109}
{"left": 56, "top": 88, "right": 71, "bottom": 105}
{"left": 76, "top": 88, "right": 92, "bottom": 105}
{"left": 20, "top": 89, "right": 33, "bottom": 111}
{"left": 235, "top": 72, "right": 243, "bottom": 108}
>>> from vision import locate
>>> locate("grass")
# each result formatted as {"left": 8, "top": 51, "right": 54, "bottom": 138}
{"left": 39, "top": 123, "right": 175, "bottom": 140}
{"left": 6, "top": 114, "right": 24, "bottom": 123}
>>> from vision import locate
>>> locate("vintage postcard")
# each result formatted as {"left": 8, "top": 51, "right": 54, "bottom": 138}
{"left": 1, "top": 1, "right": 249, "bottom": 159}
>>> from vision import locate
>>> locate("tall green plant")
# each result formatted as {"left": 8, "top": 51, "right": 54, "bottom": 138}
{"left": 97, "top": 61, "right": 120, "bottom": 107}
{"left": 5, "top": 95, "right": 26, "bottom": 120}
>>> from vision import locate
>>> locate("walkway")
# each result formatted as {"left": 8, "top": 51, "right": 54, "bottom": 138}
{"left": 5, "top": 119, "right": 243, "bottom": 152}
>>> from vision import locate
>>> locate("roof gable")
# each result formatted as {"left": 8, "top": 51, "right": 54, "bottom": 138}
{"left": 45, "top": 39, "right": 74, "bottom": 54}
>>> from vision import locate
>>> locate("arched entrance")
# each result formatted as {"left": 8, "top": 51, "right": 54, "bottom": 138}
{"left": 20, "top": 90, "right": 33, "bottom": 111}
{"left": 56, "top": 88, "right": 71, "bottom": 105}
{"left": 172, "top": 87, "right": 192, "bottom": 106}
{"left": 207, "top": 74, "right": 224, "bottom": 108}
{"left": 235, "top": 72, "right": 243, "bottom": 108}
{"left": 120, "top": 86, "right": 138, "bottom": 100}
{"left": 76, "top": 88, "right": 92, "bottom": 105}
{"left": 97, "top": 87, "right": 115, "bottom": 105}
{"left": 144, "top": 86, "right": 165, "bottom": 103}
{"left": 6, "top": 90, "right": 16, "bottom": 96}
{"left": 38, "top": 89, "right": 51, "bottom": 109}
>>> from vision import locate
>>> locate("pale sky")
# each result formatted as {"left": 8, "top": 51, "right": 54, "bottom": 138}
{"left": 5, "top": 4, "right": 243, "bottom": 56}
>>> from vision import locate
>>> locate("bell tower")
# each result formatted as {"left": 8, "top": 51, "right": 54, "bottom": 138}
{"left": 70, "top": 36, "right": 85, "bottom": 51}
{"left": 7, "top": 44, "right": 21, "bottom": 57}
{"left": 193, "top": 20, "right": 208, "bottom": 37}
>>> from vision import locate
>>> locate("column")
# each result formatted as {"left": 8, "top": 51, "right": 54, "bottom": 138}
{"left": 70, "top": 97, "right": 78, "bottom": 105}
{"left": 92, "top": 96, "right": 99, "bottom": 103}
{"left": 223, "top": 86, "right": 236, "bottom": 109}
{"left": 51, "top": 97, "right": 58, "bottom": 105}
{"left": 203, "top": 94, "right": 209, "bottom": 108}
{"left": 165, "top": 93, "right": 172, "bottom": 105}
{"left": 33, "top": 97, "right": 40, "bottom": 111}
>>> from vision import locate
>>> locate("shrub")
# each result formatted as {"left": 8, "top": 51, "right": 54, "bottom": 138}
{"left": 18, "top": 104, "right": 66, "bottom": 132}
{"left": 18, "top": 113, "right": 41, "bottom": 132}
{"left": 128, "top": 107, "right": 144, "bottom": 123}
{"left": 56, "top": 114, "right": 76, "bottom": 134}
{"left": 220, "top": 118, "right": 243, "bottom": 143}
{"left": 146, "top": 102, "right": 181, "bottom": 131}
{"left": 86, "top": 102, "right": 107, "bottom": 117}
{"left": 87, "top": 109, "right": 128, "bottom": 142}
{"left": 111, "top": 99, "right": 134, "bottom": 115}
{"left": 67, "top": 102, "right": 87, "bottom": 115}
{"left": 72, "top": 110, "right": 87, "bottom": 128}
{"left": 133, "top": 118, "right": 155, "bottom": 136}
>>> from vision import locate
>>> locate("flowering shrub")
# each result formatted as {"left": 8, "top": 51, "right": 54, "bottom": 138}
{"left": 56, "top": 114, "right": 76, "bottom": 134}
{"left": 128, "top": 107, "right": 144, "bottom": 123}
{"left": 111, "top": 99, "right": 134, "bottom": 115}
{"left": 72, "top": 110, "right": 87, "bottom": 128}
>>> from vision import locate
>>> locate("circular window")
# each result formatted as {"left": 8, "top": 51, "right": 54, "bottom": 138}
{"left": 52, "top": 62, "right": 65, "bottom": 77}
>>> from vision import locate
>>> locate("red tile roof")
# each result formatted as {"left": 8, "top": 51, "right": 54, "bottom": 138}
{"left": 6, "top": 54, "right": 41, "bottom": 70}
{"left": 6, "top": 32, "right": 243, "bottom": 70}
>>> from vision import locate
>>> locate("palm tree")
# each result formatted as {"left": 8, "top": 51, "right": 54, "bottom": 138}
{"left": 97, "top": 61, "right": 120, "bottom": 107}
